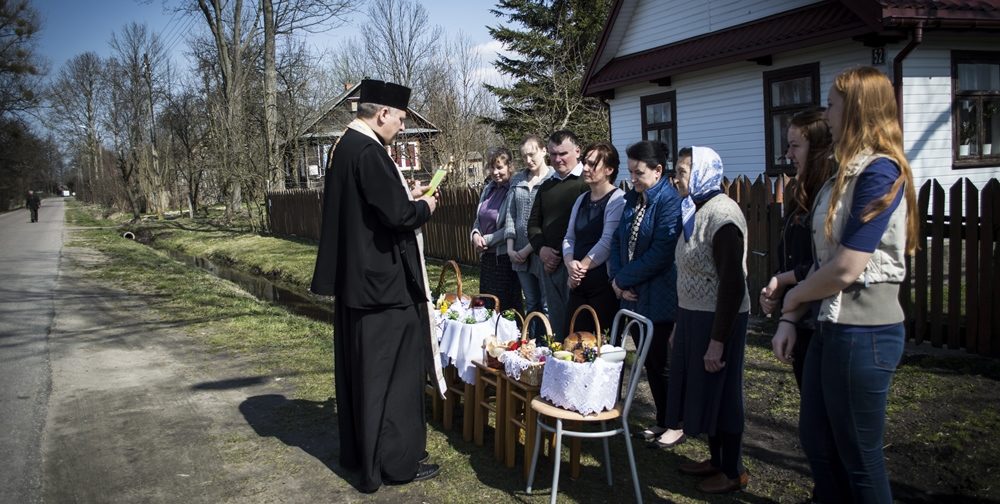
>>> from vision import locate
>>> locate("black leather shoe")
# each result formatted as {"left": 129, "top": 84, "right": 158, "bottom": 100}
{"left": 412, "top": 463, "right": 441, "bottom": 482}
{"left": 418, "top": 451, "right": 429, "bottom": 464}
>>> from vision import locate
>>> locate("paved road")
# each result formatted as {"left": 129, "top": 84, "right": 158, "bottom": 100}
{"left": 0, "top": 199, "right": 64, "bottom": 503}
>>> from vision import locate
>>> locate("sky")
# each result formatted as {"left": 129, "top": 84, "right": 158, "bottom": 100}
{"left": 31, "top": 0, "right": 506, "bottom": 83}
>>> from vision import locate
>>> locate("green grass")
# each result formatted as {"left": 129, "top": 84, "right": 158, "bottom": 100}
{"left": 64, "top": 201, "right": 1000, "bottom": 503}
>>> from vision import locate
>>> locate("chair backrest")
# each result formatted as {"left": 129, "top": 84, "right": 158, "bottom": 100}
{"left": 609, "top": 308, "right": 653, "bottom": 420}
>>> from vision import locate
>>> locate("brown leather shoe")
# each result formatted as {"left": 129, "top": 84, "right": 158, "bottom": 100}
{"left": 696, "top": 471, "right": 749, "bottom": 494}
{"left": 678, "top": 459, "right": 721, "bottom": 477}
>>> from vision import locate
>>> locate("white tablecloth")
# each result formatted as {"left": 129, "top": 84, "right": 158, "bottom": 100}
{"left": 438, "top": 317, "right": 497, "bottom": 384}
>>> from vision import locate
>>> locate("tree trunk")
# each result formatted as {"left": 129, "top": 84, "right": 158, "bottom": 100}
{"left": 263, "top": 0, "right": 282, "bottom": 192}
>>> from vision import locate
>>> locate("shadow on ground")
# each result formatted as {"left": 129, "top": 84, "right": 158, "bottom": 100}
{"left": 238, "top": 394, "right": 372, "bottom": 493}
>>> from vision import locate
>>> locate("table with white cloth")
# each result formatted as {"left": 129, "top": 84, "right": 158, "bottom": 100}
{"left": 438, "top": 314, "right": 520, "bottom": 384}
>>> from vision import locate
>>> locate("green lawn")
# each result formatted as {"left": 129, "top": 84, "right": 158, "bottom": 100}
{"left": 64, "top": 202, "right": 1000, "bottom": 503}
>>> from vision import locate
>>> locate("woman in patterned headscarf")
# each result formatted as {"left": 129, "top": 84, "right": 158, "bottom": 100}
{"left": 608, "top": 140, "right": 683, "bottom": 446}
{"left": 666, "top": 146, "right": 750, "bottom": 494}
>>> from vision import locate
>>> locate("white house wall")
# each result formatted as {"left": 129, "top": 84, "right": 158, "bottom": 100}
{"left": 607, "top": 37, "right": 1000, "bottom": 193}
{"left": 616, "top": 0, "right": 821, "bottom": 57}
{"left": 608, "top": 40, "right": 868, "bottom": 180}
{"left": 899, "top": 34, "right": 1000, "bottom": 193}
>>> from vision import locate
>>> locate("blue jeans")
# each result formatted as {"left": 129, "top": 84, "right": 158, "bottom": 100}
{"left": 516, "top": 269, "right": 546, "bottom": 337}
{"left": 799, "top": 322, "right": 904, "bottom": 504}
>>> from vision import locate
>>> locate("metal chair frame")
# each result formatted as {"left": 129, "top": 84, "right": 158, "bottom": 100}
{"left": 525, "top": 309, "right": 654, "bottom": 504}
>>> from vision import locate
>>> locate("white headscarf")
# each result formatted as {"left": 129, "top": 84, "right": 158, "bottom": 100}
{"left": 680, "top": 146, "right": 725, "bottom": 241}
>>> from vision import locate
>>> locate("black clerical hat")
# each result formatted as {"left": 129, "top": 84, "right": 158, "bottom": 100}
{"left": 358, "top": 79, "right": 411, "bottom": 110}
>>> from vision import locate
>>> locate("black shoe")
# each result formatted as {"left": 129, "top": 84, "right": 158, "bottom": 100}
{"left": 418, "top": 451, "right": 429, "bottom": 464}
{"left": 412, "top": 463, "right": 440, "bottom": 482}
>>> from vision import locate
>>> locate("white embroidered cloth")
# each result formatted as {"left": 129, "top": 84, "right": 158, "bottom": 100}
{"left": 540, "top": 357, "right": 623, "bottom": 416}
{"left": 499, "top": 350, "right": 544, "bottom": 381}
{"left": 438, "top": 315, "right": 498, "bottom": 384}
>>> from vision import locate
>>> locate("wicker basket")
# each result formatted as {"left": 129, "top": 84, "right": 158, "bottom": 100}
{"left": 484, "top": 308, "right": 521, "bottom": 369}
{"left": 541, "top": 305, "right": 622, "bottom": 415}
{"left": 501, "top": 311, "right": 552, "bottom": 387}
{"left": 435, "top": 259, "right": 470, "bottom": 307}
{"left": 562, "top": 305, "right": 603, "bottom": 359}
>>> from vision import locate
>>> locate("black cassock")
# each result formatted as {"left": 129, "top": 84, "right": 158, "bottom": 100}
{"left": 311, "top": 125, "right": 432, "bottom": 493}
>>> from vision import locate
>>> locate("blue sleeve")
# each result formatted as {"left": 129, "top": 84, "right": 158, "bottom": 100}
{"left": 841, "top": 159, "right": 903, "bottom": 253}
{"left": 613, "top": 187, "right": 682, "bottom": 289}
{"left": 608, "top": 213, "right": 623, "bottom": 280}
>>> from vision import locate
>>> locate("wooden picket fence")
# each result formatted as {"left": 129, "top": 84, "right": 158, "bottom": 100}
{"left": 265, "top": 176, "right": 1000, "bottom": 358}
{"left": 266, "top": 188, "right": 324, "bottom": 240}
{"left": 906, "top": 178, "right": 1000, "bottom": 357}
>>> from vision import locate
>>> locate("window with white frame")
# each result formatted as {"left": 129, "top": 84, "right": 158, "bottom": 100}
{"left": 763, "top": 63, "right": 820, "bottom": 176}
{"left": 953, "top": 51, "right": 1000, "bottom": 167}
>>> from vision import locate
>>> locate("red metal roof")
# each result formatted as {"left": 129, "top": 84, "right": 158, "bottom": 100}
{"left": 585, "top": 2, "right": 870, "bottom": 95}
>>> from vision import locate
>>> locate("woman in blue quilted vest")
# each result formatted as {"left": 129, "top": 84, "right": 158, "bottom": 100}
{"left": 778, "top": 66, "right": 918, "bottom": 504}
{"left": 608, "top": 140, "right": 682, "bottom": 446}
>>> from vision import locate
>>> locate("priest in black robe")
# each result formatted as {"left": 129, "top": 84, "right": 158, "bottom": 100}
{"left": 311, "top": 79, "right": 442, "bottom": 493}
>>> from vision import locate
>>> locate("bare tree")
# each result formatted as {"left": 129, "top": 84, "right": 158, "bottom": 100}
{"left": 47, "top": 52, "right": 105, "bottom": 202}
{"left": 421, "top": 33, "right": 502, "bottom": 185}
{"left": 103, "top": 57, "right": 144, "bottom": 219}
{"left": 361, "top": 0, "right": 441, "bottom": 106}
{"left": 109, "top": 22, "right": 170, "bottom": 216}
{"left": 161, "top": 80, "right": 208, "bottom": 218}
{"left": 262, "top": 0, "right": 353, "bottom": 192}
{"left": 190, "top": 0, "right": 261, "bottom": 221}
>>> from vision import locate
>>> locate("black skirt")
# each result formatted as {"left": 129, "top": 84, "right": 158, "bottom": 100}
{"left": 479, "top": 251, "right": 523, "bottom": 313}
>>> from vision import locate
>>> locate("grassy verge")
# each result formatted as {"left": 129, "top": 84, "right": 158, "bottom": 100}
{"left": 65, "top": 202, "right": 1000, "bottom": 503}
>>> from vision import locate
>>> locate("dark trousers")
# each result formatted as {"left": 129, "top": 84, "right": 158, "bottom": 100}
{"left": 799, "top": 322, "right": 904, "bottom": 504}
{"left": 565, "top": 265, "right": 618, "bottom": 337}
{"left": 792, "top": 326, "right": 814, "bottom": 390}
{"left": 630, "top": 320, "right": 674, "bottom": 427}
{"left": 29, "top": 207, "right": 38, "bottom": 222}
{"left": 709, "top": 431, "right": 745, "bottom": 479}
{"left": 334, "top": 301, "right": 428, "bottom": 493}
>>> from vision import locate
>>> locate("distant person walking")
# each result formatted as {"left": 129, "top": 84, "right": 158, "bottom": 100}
{"left": 310, "top": 79, "right": 442, "bottom": 493}
{"left": 26, "top": 191, "right": 40, "bottom": 223}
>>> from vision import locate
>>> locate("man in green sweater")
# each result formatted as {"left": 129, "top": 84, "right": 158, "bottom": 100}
{"left": 527, "top": 129, "right": 588, "bottom": 338}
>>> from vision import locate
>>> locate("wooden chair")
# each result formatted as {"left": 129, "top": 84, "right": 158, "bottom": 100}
{"left": 442, "top": 365, "right": 476, "bottom": 441}
{"left": 473, "top": 359, "right": 506, "bottom": 461}
{"left": 504, "top": 372, "right": 542, "bottom": 479}
{"left": 425, "top": 380, "right": 443, "bottom": 422}
{"left": 526, "top": 309, "right": 654, "bottom": 504}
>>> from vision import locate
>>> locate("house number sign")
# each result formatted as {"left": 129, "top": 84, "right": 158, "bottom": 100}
{"left": 872, "top": 47, "right": 886, "bottom": 65}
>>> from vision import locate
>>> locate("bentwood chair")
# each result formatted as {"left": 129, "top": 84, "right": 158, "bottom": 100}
{"left": 525, "top": 309, "right": 653, "bottom": 504}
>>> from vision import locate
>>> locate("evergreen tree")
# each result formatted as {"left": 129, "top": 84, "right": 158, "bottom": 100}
{"left": 485, "top": 0, "right": 611, "bottom": 146}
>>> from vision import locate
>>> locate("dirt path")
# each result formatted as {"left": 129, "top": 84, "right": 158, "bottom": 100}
{"left": 40, "top": 244, "right": 400, "bottom": 503}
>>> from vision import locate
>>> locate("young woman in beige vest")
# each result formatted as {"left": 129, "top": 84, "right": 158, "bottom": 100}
{"left": 777, "top": 66, "right": 919, "bottom": 504}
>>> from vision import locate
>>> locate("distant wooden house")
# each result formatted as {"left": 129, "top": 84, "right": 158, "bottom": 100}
{"left": 284, "top": 82, "right": 441, "bottom": 188}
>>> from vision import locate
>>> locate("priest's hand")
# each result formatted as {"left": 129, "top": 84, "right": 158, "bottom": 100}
{"left": 410, "top": 180, "right": 426, "bottom": 199}
{"left": 419, "top": 194, "right": 437, "bottom": 213}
